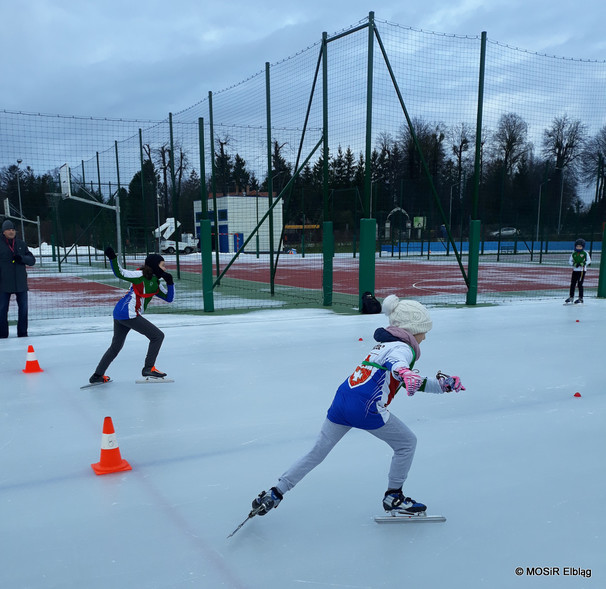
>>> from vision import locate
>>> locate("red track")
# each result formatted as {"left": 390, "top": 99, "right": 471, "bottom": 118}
{"left": 25, "top": 256, "right": 594, "bottom": 309}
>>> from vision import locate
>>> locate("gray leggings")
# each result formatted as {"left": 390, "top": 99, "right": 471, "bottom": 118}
{"left": 95, "top": 316, "right": 164, "bottom": 375}
{"left": 275, "top": 415, "right": 417, "bottom": 495}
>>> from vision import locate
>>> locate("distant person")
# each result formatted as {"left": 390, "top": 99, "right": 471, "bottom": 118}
{"left": 250, "top": 295, "right": 465, "bottom": 518}
{"left": 565, "top": 238, "right": 591, "bottom": 304}
{"left": 0, "top": 219, "right": 36, "bottom": 338}
{"left": 440, "top": 224, "right": 447, "bottom": 240}
{"left": 88, "top": 248, "right": 175, "bottom": 384}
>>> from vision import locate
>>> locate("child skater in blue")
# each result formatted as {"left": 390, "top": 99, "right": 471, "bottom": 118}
{"left": 251, "top": 295, "right": 465, "bottom": 517}
{"left": 88, "top": 248, "right": 175, "bottom": 384}
{"left": 565, "top": 238, "right": 591, "bottom": 304}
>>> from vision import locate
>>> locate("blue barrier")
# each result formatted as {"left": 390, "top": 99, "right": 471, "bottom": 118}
{"left": 380, "top": 240, "right": 602, "bottom": 254}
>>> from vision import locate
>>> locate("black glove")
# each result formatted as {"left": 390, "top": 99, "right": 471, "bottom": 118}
{"left": 12, "top": 254, "right": 22, "bottom": 264}
{"left": 160, "top": 271, "right": 174, "bottom": 286}
{"left": 104, "top": 246, "right": 117, "bottom": 260}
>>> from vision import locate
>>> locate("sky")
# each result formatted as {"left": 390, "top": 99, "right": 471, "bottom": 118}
{"left": 1, "top": 0, "right": 605, "bottom": 120}
{"left": 1, "top": 302, "right": 604, "bottom": 588}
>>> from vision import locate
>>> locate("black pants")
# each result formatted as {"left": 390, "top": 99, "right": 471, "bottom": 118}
{"left": 95, "top": 316, "right": 164, "bottom": 375}
{"left": 569, "top": 270, "right": 586, "bottom": 299}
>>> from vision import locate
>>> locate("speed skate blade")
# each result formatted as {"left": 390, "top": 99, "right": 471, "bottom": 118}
{"left": 80, "top": 379, "right": 112, "bottom": 389}
{"left": 374, "top": 513, "right": 446, "bottom": 523}
{"left": 135, "top": 377, "right": 175, "bottom": 384}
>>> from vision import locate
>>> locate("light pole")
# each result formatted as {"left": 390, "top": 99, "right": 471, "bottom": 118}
{"left": 16, "top": 159, "right": 25, "bottom": 237}
{"left": 556, "top": 167, "right": 564, "bottom": 235}
{"left": 535, "top": 179, "right": 551, "bottom": 244}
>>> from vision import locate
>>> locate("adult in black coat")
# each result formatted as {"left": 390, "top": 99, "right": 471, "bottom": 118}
{"left": 0, "top": 219, "right": 36, "bottom": 337}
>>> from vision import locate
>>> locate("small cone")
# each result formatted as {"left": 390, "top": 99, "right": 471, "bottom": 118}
{"left": 574, "top": 392, "right": 582, "bottom": 398}
{"left": 91, "top": 416, "right": 132, "bottom": 475}
{"left": 22, "top": 345, "right": 43, "bottom": 373}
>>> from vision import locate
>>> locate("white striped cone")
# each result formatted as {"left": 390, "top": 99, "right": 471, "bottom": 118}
{"left": 22, "top": 345, "right": 43, "bottom": 373}
{"left": 91, "top": 416, "right": 132, "bottom": 475}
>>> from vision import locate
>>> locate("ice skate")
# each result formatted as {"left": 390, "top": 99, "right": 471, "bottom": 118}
{"left": 136, "top": 366, "right": 173, "bottom": 384}
{"left": 251, "top": 487, "right": 283, "bottom": 516}
{"left": 382, "top": 489, "right": 427, "bottom": 514}
{"left": 564, "top": 297, "right": 573, "bottom": 304}
{"left": 81, "top": 374, "right": 112, "bottom": 389}
{"left": 141, "top": 366, "right": 167, "bottom": 379}
{"left": 574, "top": 298, "right": 583, "bottom": 304}
{"left": 89, "top": 373, "right": 111, "bottom": 384}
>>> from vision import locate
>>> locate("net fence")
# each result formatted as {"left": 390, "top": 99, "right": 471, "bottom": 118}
{"left": 1, "top": 14, "right": 604, "bottom": 322}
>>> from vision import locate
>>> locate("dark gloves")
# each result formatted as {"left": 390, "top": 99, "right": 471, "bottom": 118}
{"left": 104, "top": 246, "right": 117, "bottom": 260}
{"left": 12, "top": 254, "right": 22, "bottom": 264}
{"left": 160, "top": 271, "right": 174, "bottom": 286}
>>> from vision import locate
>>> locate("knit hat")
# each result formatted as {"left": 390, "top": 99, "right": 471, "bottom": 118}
{"left": 144, "top": 253, "right": 165, "bottom": 274}
{"left": 382, "top": 295, "right": 433, "bottom": 335}
{"left": 2, "top": 219, "right": 15, "bottom": 232}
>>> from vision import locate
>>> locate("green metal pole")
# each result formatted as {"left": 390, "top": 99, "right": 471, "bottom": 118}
{"left": 359, "top": 12, "right": 376, "bottom": 309}
{"left": 466, "top": 31, "right": 487, "bottom": 306}
{"left": 208, "top": 91, "right": 220, "bottom": 283}
{"left": 363, "top": 12, "right": 374, "bottom": 220}
{"left": 114, "top": 141, "right": 123, "bottom": 260}
{"left": 598, "top": 222, "right": 606, "bottom": 298}
{"left": 139, "top": 128, "right": 148, "bottom": 253}
{"left": 96, "top": 152, "right": 101, "bottom": 196}
{"left": 198, "top": 117, "right": 214, "bottom": 312}
{"left": 265, "top": 62, "right": 275, "bottom": 296}
{"left": 199, "top": 118, "right": 208, "bottom": 218}
{"left": 169, "top": 112, "right": 180, "bottom": 279}
{"left": 321, "top": 31, "right": 333, "bottom": 306}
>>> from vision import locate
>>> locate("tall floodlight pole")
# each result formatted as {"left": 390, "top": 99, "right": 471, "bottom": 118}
{"left": 16, "top": 159, "right": 25, "bottom": 237}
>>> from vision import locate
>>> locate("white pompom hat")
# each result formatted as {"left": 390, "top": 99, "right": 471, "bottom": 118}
{"left": 382, "top": 295, "right": 433, "bottom": 335}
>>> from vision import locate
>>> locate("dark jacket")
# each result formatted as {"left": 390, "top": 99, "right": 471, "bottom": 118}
{"left": 0, "top": 236, "right": 36, "bottom": 293}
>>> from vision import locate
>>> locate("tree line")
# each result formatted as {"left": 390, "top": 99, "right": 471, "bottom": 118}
{"left": 1, "top": 112, "right": 605, "bottom": 249}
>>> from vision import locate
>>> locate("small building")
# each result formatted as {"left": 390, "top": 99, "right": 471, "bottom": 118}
{"left": 193, "top": 192, "right": 283, "bottom": 254}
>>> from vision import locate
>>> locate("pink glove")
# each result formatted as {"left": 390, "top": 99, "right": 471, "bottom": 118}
{"left": 437, "top": 371, "right": 465, "bottom": 393}
{"left": 396, "top": 367, "right": 425, "bottom": 396}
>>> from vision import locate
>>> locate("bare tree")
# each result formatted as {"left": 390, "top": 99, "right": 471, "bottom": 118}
{"left": 542, "top": 114, "right": 587, "bottom": 175}
{"left": 492, "top": 113, "right": 529, "bottom": 176}
{"left": 580, "top": 125, "right": 606, "bottom": 202}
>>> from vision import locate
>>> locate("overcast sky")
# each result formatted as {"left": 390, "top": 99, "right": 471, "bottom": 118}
{"left": 1, "top": 0, "right": 605, "bottom": 120}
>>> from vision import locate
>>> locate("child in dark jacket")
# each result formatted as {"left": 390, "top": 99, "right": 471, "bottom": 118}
{"left": 565, "top": 238, "right": 591, "bottom": 304}
{"left": 251, "top": 295, "right": 465, "bottom": 517}
{"left": 89, "top": 248, "right": 174, "bottom": 384}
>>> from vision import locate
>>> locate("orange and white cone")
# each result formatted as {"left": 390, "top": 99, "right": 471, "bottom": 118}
{"left": 22, "top": 345, "right": 44, "bottom": 373}
{"left": 91, "top": 416, "right": 132, "bottom": 475}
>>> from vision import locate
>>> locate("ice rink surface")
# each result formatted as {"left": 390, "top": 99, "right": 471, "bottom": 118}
{"left": 1, "top": 300, "right": 603, "bottom": 588}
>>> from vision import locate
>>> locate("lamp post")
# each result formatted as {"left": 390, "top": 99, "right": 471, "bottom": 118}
{"left": 16, "top": 159, "right": 25, "bottom": 237}
{"left": 535, "top": 179, "right": 551, "bottom": 244}
{"left": 556, "top": 167, "right": 564, "bottom": 235}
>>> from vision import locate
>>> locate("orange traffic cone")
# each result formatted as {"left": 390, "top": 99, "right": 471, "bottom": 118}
{"left": 91, "top": 416, "right": 132, "bottom": 475}
{"left": 22, "top": 345, "right": 44, "bottom": 373}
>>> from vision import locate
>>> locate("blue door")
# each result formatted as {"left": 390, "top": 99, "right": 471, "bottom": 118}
{"left": 234, "top": 233, "right": 244, "bottom": 252}
{"left": 219, "top": 224, "right": 229, "bottom": 252}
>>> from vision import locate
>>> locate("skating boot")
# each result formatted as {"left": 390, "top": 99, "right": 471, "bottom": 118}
{"left": 252, "top": 487, "right": 283, "bottom": 515}
{"left": 89, "top": 373, "right": 111, "bottom": 384}
{"left": 383, "top": 488, "right": 427, "bottom": 514}
{"left": 141, "top": 366, "right": 167, "bottom": 379}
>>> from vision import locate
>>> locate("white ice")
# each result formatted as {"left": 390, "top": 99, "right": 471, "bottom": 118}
{"left": 1, "top": 300, "right": 604, "bottom": 588}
